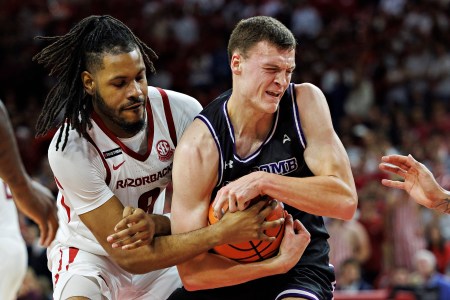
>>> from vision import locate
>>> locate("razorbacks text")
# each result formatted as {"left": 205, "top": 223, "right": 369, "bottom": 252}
{"left": 116, "top": 165, "right": 172, "bottom": 189}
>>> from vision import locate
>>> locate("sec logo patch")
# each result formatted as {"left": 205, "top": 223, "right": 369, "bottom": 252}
{"left": 156, "top": 140, "right": 174, "bottom": 161}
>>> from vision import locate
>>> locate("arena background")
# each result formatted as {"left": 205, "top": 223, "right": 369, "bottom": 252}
{"left": 1, "top": 0, "right": 449, "bottom": 299}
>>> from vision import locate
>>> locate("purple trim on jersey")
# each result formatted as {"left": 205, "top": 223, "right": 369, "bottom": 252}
{"left": 275, "top": 289, "right": 320, "bottom": 300}
{"left": 290, "top": 83, "right": 306, "bottom": 149}
{"left": 330, "top": 263, "right": 337, "bottom": 293}
{"left": 195, "top": 114, "right": 224, "bottom": 187}
{"left": 83, "top": 134, "right": 111, "bottom": 185}
{"left": 155, "top": 87, "right": 177, "bottom": 147}
{"left": 223, "top": 100, "right": 279, "bottom": 163}
{"left": 223, "top": 100, "right": 235, "bottom": 144}
{"left": 91, "top": 99, "right": 154, "bottom": 161}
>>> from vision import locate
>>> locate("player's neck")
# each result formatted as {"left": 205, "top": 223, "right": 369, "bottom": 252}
{"left": 227, "top": 95, "right": 274, "bottom": 157}
{"left": 228, "top": 95, "right": 273, "bottom": 137}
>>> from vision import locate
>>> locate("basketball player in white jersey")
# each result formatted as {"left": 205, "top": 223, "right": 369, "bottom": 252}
{"left": 0, "top": 99, "right": 58, "bottom": 300}
{"left": 0, "top": 179, "right": 27, "bottom": 300}
{"left": 33, "top": 15, "right": 281, "bottom": 300}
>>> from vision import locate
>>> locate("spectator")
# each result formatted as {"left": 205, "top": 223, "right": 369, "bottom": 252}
{"left": 336, "top": 257, "right": 373, "bottom": 291}
{"left": 425, "top": 221, "right": 450, "bottom": 275}
{"left": 413, "top": 249, "right": 450, "bottom": 300}
{"left": 327, "top": 216, "right": 371, "bottom": 275}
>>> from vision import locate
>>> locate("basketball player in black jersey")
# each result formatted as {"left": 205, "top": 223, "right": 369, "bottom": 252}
{"left": 163, "top": 16, "right": 358, "bottom": 300}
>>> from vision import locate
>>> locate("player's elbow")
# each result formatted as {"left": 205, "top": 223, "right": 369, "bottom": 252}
{"left": 180, "top": 278, "right": 202, "bottom": 291}
{"left": 340, "top": 192, "right": 358, "bottom": 221}
{"left": 116, "top": 258, "right": 146, "bottom": 274}
{"left": 177, "top": 265, "right": 205, "bottom": 291}
{"left": 112, "top": 253, "right": 155, "bottom": 274}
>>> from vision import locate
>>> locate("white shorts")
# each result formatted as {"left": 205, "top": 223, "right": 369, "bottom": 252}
{"left": 0, "top": 235, "right": 27, "bottom": 300}
{"left": 48, "top": 242, "right": 181, "bottom": 300}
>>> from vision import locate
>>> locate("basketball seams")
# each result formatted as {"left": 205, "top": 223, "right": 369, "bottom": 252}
{"left": 208, "top": 196, "right": 286, "bottom": 263}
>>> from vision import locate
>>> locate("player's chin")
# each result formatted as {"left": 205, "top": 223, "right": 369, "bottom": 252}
{"left": 120, "top": 112, "right": 145, "bottom": 126}
{"left": 262, "top": 97, "right": 279, "bottom": 111}
{"left": 264, "top": 104, "right": 278, "bottom": 114}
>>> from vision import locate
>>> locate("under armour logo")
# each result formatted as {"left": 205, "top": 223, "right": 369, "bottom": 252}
{"left": 283, "top": 134, "right": 291, "bottom": 144}
{"left": 224, "top": 160, "right": 233, "bottom": 169}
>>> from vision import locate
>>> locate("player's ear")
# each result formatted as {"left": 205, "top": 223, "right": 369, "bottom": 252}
{"left": 230, "top": 53, "right": 242, "bottom": 75}
{"left": 81, "top": 71, "right": 95, "bottom": 95}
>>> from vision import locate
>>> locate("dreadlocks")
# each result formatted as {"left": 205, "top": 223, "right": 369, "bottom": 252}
{"left": 33, "top": 15, "right": 158, "bottom": 151}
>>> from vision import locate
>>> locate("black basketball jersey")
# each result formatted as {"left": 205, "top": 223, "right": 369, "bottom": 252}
{"left": 196, "top": 83, "right": 331, "bottom": 270}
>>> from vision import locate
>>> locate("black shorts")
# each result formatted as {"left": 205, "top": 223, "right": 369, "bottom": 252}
{"left": 167, "top": 264, "right": 335, "bottom": 300}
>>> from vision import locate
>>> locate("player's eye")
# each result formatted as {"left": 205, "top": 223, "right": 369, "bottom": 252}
{"left": 113, "top": 81, "right": 126, "bottom": 88}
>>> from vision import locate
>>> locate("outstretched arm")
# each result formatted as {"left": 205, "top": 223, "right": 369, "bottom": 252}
{"left": 379, "top": 154, "right": 450, "bottom": 213}
{"left": 0, "top": 100, "right": 58, "bottom": 246}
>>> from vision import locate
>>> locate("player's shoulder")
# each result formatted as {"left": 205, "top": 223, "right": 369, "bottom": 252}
{"left": 176, "top": 118, "right": 218, "bottom": 158}
{"left": 48, "top": 125, "right": 94, "bottom": 161}
{"left": 293, "top": 82, "right": 327, "bottom": 104}
{"left": 147, "top": 86, "right": 202, "bottom": 121}
{"left": 293, "top": 82, "right": 322, "bottom": 94}
{"left": 147, "top": 86, "right": 202, "bottom": 110}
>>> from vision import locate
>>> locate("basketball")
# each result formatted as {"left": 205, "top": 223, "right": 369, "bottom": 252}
{"left": 208, "top": 195, "right": 285, "bottom": 263}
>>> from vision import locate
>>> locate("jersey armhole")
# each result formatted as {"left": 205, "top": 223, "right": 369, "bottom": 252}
{"left": 84, "top": 133, "right": 111, "bottom": 185}
{"left": 195, "top": 115, "right": 224, "bottom": 187}
{"left": 290, "top": 83, "right": 307, "bottom": 149}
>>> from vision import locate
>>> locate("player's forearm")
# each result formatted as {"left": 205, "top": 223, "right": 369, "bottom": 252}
{"left": 261, "top": 172, "right": 357, "bottom": 220}
{"left": 431, "top": 188, "right": 450, "bottom": 213}
{"left": 178, "top": 253, "right": 284, "bottom": 291}
{"left": 114, "top": 222, "right": 225, "bottom": 273}
{"left": 149, "top": 214, "right": 171, "bottom": 236}
{"left": 0, "top": 101, "right": 31, "bottom": 191}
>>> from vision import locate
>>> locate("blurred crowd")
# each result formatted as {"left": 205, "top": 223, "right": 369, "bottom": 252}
{"left": 0, "top": 0, "right": 449, "bottom": 299}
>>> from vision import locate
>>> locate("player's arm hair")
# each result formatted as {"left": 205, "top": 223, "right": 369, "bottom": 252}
{"left": 150, "top": 213, "right": 171, "bottom": 236}
{"left": 0, "top": 100, "right": 31, "bottom": 190}
{"left": 79, "top": 195, "right": 225, "bottom": 274}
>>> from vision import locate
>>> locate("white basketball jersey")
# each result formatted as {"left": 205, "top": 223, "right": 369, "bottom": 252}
{"left": 0, "top": 179, "right": 21, "bottom": 236}
{"left": 49, "top": 87, "right": 202, "bottom": 255}
{"left": 0, "top": 179, "right": 28, "bottom": 300}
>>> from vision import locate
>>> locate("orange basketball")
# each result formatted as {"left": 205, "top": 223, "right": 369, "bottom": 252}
{"left": 208, "top": 196, "right": 285, "bottom": 263}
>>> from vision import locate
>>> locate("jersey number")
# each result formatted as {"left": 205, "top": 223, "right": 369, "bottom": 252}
{"left": 138, "top": 188, "right": 161, "bottom": 213}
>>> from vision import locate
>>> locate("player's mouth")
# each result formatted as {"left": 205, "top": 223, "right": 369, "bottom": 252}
{"left": 266, "top": 91, "right": 281, "bottom": 98}
{"left": 123, "top": 102, "right": 144, "bottom": 111}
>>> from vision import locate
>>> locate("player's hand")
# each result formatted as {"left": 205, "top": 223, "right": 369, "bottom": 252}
{"left": 107, "top": 207, "right": 156, "bottom": 250}
{"left": 274, "top": 213, "right": 310, "bottom": 273}
{"left": 217, "top": 199, "right": 284, "bottom": 245}
{"left": 379, "top": 154, "right": 449, "bottom": 213}
{"left": 212, "top": 171, "right": 266, "bottom": 219}
{"left": 13, "top": 180, "right": 58, "bottom": 247}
